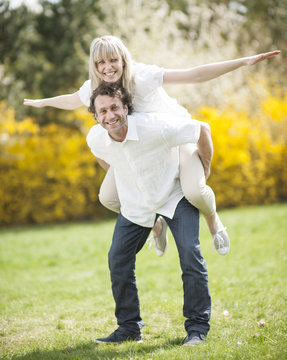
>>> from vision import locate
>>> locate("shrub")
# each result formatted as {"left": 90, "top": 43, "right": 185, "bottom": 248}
{"left": 0, "top": 103, "right": 105, "bottom": 225}
{"left": 0, "top": 90, "right": 286, "bottom": 226}
{"left": 197, "top": 92, "right": 287, "bottom": 209}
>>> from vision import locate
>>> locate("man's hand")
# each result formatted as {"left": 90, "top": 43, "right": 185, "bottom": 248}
{"left": 197, "top": 122, "right": 213, "bottom": 180}
{"left": 97, "top": 158, "right": 110, "bottom": 172}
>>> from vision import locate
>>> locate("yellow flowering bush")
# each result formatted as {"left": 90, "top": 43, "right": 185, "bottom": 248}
{"left": 0, "top": 103, "right": 105, "bottom": 225}
{"left": 0, "top": 90, "right": 286, "bottom": 226}
{"left": 197, "top": 92, "right": 287, "bottom": 209}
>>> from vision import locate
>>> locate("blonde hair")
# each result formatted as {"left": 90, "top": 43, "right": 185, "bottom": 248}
{"left": 89, "top": 35, "right": 134, "bottom": 96}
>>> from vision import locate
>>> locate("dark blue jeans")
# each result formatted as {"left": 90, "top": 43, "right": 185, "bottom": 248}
{"left": 108, "top": 197, "right": 211, "bottom": 335}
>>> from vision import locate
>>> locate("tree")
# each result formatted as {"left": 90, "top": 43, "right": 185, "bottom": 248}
{"left": 0, "top": 0, "right": 104, "bottom": 119}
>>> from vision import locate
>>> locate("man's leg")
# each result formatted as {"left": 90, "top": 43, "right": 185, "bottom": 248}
{"left": 109, "top": 213, "right": 151, "bottom": 333}
{"left": 163, "top": 197, "right": 211, "bottom": 337}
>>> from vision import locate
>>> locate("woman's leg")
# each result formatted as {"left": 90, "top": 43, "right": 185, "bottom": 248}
{"left": 179, "top": 144, "right": 216, "bottom": 218}
{"left": 99, "top": 167, "right": 168, "bottom": 256}
{"left": 99, "top": 167, "right": 121, "bottom": 213}
{"left": 179, "top": 144, "right": 229, "bottom": 255}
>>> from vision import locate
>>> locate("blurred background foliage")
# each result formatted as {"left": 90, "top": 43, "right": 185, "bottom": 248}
{"left": 0, "top": 0, "right": 286, "bottom": 225}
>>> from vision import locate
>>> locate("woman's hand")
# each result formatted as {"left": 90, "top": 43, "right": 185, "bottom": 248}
{"left": 243, "top": 50, "right": 280, "bottom": 66}
{"left": 23, "top": 99, "right": 44, "bottom": 108}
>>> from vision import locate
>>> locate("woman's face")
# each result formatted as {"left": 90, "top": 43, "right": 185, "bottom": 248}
{"left": 96, "top": 57, "right": 124, "bottom": 84}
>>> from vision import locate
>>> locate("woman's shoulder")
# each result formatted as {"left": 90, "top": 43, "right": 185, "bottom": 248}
{"left": 133, "top": 62, "right": 164, "bottom": 76}
{"left": 80, "top": 79, "right": 91, "bottom": 89}
{"left": 133, "top": 62, "right": 165, "bottom": 95}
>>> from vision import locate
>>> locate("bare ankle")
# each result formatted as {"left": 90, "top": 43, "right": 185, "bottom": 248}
{"left": 204, "top": 212, "right": 222, "bottom": 234}
{"left": 152, "top": 217, "right": 163, "bottom": 237}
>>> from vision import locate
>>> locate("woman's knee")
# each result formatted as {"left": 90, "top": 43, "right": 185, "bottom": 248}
{"left": 99, "top": 167, "right": 120, "bottom": 213}
{"left": 183, "top": 182, "right": 216, "bottom": 216}
{"left": 182, "top": 180, "right": 206, "bottom": 206}
{"left": 179, "top": 146, "right": 216, "bottom": 215}
{"left": 98, "top": 190, "right": 120, "bottom": 213}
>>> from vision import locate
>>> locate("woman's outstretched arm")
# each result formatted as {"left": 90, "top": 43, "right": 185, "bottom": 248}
{"left": 163, "top": 50, "right": 280, "bottom": 84}
{"left": 24, "top": 91, "right": 84, "bottom": 110}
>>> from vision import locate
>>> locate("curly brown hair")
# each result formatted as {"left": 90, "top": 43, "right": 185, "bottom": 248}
{"left": 88, "top": 83, "right": 134, "bottom": 116}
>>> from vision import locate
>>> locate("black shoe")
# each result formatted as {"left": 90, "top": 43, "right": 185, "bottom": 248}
{"left": 182, "top": 331, "right": 206, "bottom": 346}
{"left": 94, "top": 327, "right": 142, "bottom": 344}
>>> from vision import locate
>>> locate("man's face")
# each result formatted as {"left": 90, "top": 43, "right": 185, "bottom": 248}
{"left": 94, "top": 95, "right": 128, "bottom": 141}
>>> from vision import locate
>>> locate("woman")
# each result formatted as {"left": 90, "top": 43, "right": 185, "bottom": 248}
{"left": 24, "top": 35, "right": 280, "bottom": 257}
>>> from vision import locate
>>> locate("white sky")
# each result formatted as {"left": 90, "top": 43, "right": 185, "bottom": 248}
{"left": 9, "top": 0, "right": 39, "bottom": 8}
{"left": 9, "top": 0, "right": 59, "bottom": 11}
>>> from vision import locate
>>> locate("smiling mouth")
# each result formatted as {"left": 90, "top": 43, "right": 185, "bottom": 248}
{"left": 104, "top": 119, "right": 118, "bottom": 125}
{"left": 104, "top": 71, "right": 117, "bottom": 77}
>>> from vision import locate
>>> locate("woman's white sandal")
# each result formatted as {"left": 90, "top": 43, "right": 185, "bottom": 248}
{"left": 212, "top": 227, "right": 230, "bottom": 255}
{"left": 147, "top": 216, "right": 168, "bottom": 257}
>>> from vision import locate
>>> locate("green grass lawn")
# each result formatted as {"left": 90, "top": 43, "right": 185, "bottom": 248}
{"left": 0, "top": 204, "right": 287, "bottom": 360}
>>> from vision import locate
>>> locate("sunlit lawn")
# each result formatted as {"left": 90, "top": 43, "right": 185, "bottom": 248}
{"left": 0, "top": 203, "right": 287, "bottom": 359}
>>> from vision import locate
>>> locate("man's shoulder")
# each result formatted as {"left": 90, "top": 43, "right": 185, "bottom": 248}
{"left": 86, "top": 125, "right": 106, "bottom": 148}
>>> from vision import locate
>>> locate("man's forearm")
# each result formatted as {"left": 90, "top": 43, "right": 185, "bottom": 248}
{"left": 197, "top": 122, "right": 213, "bottom": 179}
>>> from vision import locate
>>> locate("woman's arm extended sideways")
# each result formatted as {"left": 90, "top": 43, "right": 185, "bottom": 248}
{"left": 24, "top": 91, "right": 84, "bottom": 110}
{"left": 163, "top": 50, "right": 280, "bottom": 85}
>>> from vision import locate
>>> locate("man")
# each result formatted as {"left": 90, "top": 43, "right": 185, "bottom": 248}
{"left": 87, "top": 83, "right": 212, "bottom": 346}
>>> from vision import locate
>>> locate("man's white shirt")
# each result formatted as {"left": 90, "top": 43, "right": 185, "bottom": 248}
{"left": 87, "top": 112, "right": 200, "bottom": 227}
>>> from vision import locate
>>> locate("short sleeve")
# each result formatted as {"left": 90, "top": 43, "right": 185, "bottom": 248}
{"left": 162, "top": 117, "right": 201, "bottom": 148}
{"left": 79, "top": 80, "right": 91, "bottom": 107}
{"left": 86, "top": 125, "right": 106, "bottom": 160}
{"left": 133, "top": 63, "right": 165, "bottom": 98}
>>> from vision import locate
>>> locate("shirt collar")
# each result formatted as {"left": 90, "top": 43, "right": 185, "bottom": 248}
{"left": 104, "top": 116, "right": 139, "bottom": 145}
{"left": 125, "top": 116, "right": 139, "bottom": 142}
